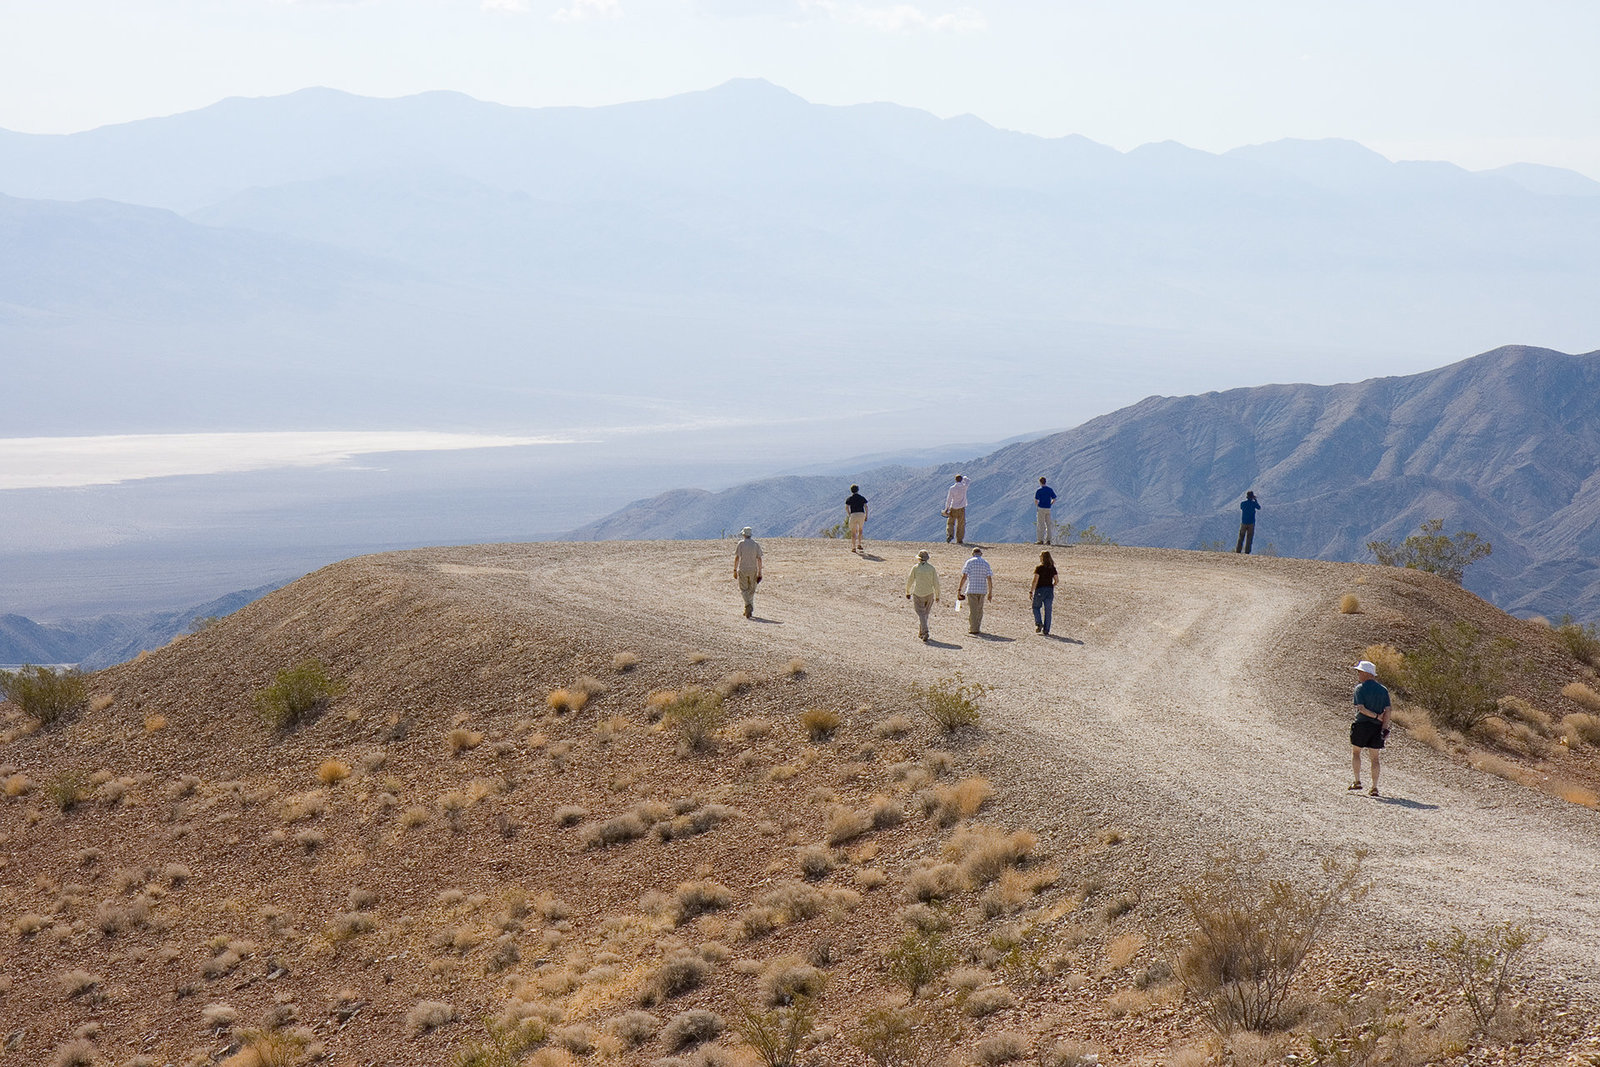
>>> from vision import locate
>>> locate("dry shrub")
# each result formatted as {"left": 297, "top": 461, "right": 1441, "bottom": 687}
{"left": 1496, "top": 696, "right": 1552, "bottom": 732}
{"left": 646, "top": 689, "right": 678, "bottom": 720}
{"left": 717, "top": 670, "right": 758, "bottom": 698}
{"left": 734, "top": 717, "right": 771, "bottom": 740}
{"left": 219, "top": 1026, "right": 311, "bottom": 1067}
{"left": 1391, "top": 706, "right": 1447, "bottom": 752}
{"left": 1104, "top": 932, "right": 1145, "bottom": 970}
{"left": 906, "top": 863, "right": 964, "bottom": 903}
{"left": 784, "top": 658, "right": 806, "bottom": 677}
{"left": 642, "top": 953, "right": 712, "bottom": 1006}
{"left": 1553, "top": 616, "right": 1600, "bottom": 667}
{"left": 612, "top": 651, "right": 640, "bottom": 672}
{"left": 606, "top": 1010, "right": 658, "bottom": 1046}
{"left": 3, "top": 773, "right": 30, "bottom": 797}
{"left": 974, "top": 1032, "right": 1029, "bottom": 1064}
{"left": 1339, "top": 594, "right": 1361, "bottom": 614}
{"left": 1562, "top": 682, "right": 1600, "bottom": 712}
{"left": 825, "top": 807, "right": 873, "bottom": 846}
{"left": 554, "top": 805, "right": 587, "bottom": 827}
{"left": 582, "top": 813, "right": 649, "bottom": 849}
{"left": 688, "top": 652, "right": 710, "bottom": 665}
{"left": 1178, "top": 847, "right": 1368, "bottom": 1031}
{"left": 58, "top": 969, "right": 101, "bottom": 997}
{"left": 408, "top": 1000, "right": 456, "bottom": 1033}
{"left": 799, "top": 708, "right": 841, "bottom": 741}
{"left": 873, "top": 715, "right": 913, "bottom": 738}
{"left": 759, "top": 957, "right": 825, "bottom": 1005}
{"left": 964, "top": 986, "right": 1016, "bottom": 1018}
{"left": 664, "top": 687, "right": 725, "bottom": 752}
{"left": 1560, "top": 712, "right": 1600, "bottom": 747}
{"left": 914, "top": 672, "right": 986, "bottom": 733}
{"left": 661, "top": 1009, "right": 723, "bottom": 1050}
{"left": 797, "top": 846, "right": 836, "bottom": 881}
{"left": 448, "top": 727, "right": 484, "bottom": 754}
{"left": 1360, "top": 644, "right": 1405, "bottom": 689}
{"left": 851, "top": 1006, "right": 952, "bottom": 1067}
{"left": 144, "top": 713, "right": 167, "bottom": 732}
{"left": 547, "top": 689, "right": 588, "bottom": 714}
{"left": 657, "top": 802, "right": 737, "bottom": 842}
{"left": 920, "top": 776, "right": 993, "bottom": 826}
{"left": 1468, "top": 753, "right": 1541, "bottom": 787}
{"left": 1427, "top": 920, "right": 1543, "bottom": 1033}
{"left": 868, "top": 795, "right": 903, "bottom": 829}
{"left": 944, "top": 824, "right": 1037, "bottom": 887}
{"left": 317, "top": 759, "right": 351, "bottom": 785}
{"left": 675, "top": 880, "right": 735, "bottom": 923}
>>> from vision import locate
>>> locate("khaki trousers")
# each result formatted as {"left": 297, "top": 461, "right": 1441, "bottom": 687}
{"left": 911, "top": 594, "right": 934, "bottom": 637}
{"left": 946, "top": 507, "right": 966, "bottom": 543}
{"left": 965, "top": 592, "right": 986, "bottom": 633}
{"left": 738, "top": 574, "right": 759, "bottom": 608}
{"left": 1036, "top": 508, "right": 1053, "bottom": 543}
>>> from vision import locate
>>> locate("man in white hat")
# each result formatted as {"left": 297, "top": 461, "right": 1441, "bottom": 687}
{"left": 1348, "top": 659, "right": 1391, "bottom": 796}
{"left": 733, "top": 527, "right": 763, "bottom": 618}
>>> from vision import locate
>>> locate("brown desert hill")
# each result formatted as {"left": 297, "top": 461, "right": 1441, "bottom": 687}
{"left": 3, "top": 539, "right": 1600, "bottom": 1066}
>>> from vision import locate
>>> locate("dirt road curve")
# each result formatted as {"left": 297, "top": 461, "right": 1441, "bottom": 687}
{"left": 420, "top": 538, "right": 1600, "bottom": 988}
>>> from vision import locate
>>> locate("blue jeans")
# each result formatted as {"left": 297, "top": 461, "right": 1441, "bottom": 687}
{"left": 1032, "top": 586, "right": 1054, "bottom": 633}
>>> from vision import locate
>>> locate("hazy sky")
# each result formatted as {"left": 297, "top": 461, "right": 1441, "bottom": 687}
{"left": 5, "top": 0, "right": 1599, "bottom": 178}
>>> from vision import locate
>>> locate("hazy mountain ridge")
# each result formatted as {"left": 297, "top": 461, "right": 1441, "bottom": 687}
{"left": 572, "top": 345, "right": 1600, "bottom": 620}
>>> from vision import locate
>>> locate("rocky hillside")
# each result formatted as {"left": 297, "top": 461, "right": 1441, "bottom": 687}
{"left": 573, "top": 345, "right": 1600, "bottom": 621}
{"left": 3, "top": 540, "right": 1599, "bottom": 1066}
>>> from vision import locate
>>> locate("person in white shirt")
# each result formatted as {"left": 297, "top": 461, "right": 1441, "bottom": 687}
{"left": 943, "top": 474, "right": 969, "bottom": 545}
{"left": 904, "top": 549, "right": 941, "bottom": 642}
{"left": 956, "top": 546, "right": 995, "bottom": 635}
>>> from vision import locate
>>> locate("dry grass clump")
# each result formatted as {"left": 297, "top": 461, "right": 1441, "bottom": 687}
{"left": 407, "top": 999, "right": 456, "bottom": 1033}
{"left": 656, "top": 802, "right": 736, "bottom": 842}
{"left": 547, "top": 689, "right": 589, "bottom": 714}
{"left": 606, "top": 1010, "right": 658, "bottom": 1046}
{"left": 202, "top": 1002, "right": 240, "bottom": 1030}
{"left": 1360, "top": 644, "right": 1405, "bottom": 688}
{"left": 717, "top": 670, "right": 758, "bottom": 697}
{"left": 944, "top": 824, "right": 1038, "bottom": 887}
{"left": 1562, "top": 682, "right": 1600, "bottom": 712}
{"left": 918, "top": 776, "right": 994, "bottom": 826}
{"left": 906, "top": 863, "right": 964, "bottom": 903}
{"left": 825, "top": 807, "right": 873, "bottom": 846}
{"left": 784, "top": 658, "right": 806, "bottom": 677}
{"left": 554, "top": 805, "right": 588, "bottom": 827}
{"left": 796, "top": 846, "right": 836, "bottom": 881}
{"left": 582, "top": 812, "right": 649, "bottom": 849}
{"left": 663, "top": 687, "right": 726, "bottom": 753}
{"left": 873, "top": 714, "right": 913, "bottom": 738}
{"left": 58, "top": 969, "right": 101, "bottom": 997}
{"left": 1496, "top": 695, "right": 1552, "bottom": 732}
{"left": 758, "top": 957, "right": 825, "bottom": 1005}
{"left": 688, "top": 652, "right": 711, "bottom": 665}
{"left": 1469, "top": 752, "right": 1542, "bottom": 787}
{"left": 448, "top": 727, "right": 484, "bottom": 754}
{"left": 1338, "top": 594, "right": 1361, "bottom": 614}
{"left": 660, "top": 1009, "right": 723, "bottom": 1050}
{"left": 799, "top": 707, "right": 841, "bottom": 741}
{"left": 50, "top": 1038, "right": 98, "bottom": 1067}
{"left": 218, "top": 1026, "right": 312, "bottom": 1067}
{"left": 641, "top": 952, "right": 712, "bottom": 1006}
{"left": 646, "top": 690, "right": 678, "bottom": 720}
{"left": 868, "top": 795, "right": 904, "bottom": 829}
{"left": 974, "top": 1032, "right": 1030, "bottom": 1064}
{"left": 316, "top": 759, "right": 351, "bottom": 785}
{"left": 964, "top": 986, "right": 1017, "bottom": 1018}
{"left": 1559, "top": 712, "right": 1600, "bottom": 747}
{"left": 674, "top": 880, "right": 735, "bottom": 923}
{"left": 3, "top": 773, "right": 30, "bottom": 797}
{"left": 143, "top": 713, "right": 168, "bottom": 732}
{"left": 613, "top": 651, "right": 640, "bottom": 673}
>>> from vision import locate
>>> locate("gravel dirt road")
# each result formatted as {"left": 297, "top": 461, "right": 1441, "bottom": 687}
{"left": 418, "top": 537, "right": 1600, "bottom": 992}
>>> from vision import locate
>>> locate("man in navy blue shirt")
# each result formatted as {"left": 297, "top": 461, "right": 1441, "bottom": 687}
{"left": 1034, "top": 476, "right": 1058, "bottom": 545}
{"left": 1235, "top": 491, "right": 1261, "bottom": 554}
{"left": 1348, "top": 659, "right": 1391, "bottom": 796}
{"left": 844, "top": 484, "right": 869, "bottom": 554}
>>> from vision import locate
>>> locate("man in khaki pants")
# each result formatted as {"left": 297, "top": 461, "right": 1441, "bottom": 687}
{"left": 733, "top": 527, "right": 763, "bottom": 618}
{"left": 943, "top": 474, "right": 969, "bottom": 544}
{"left": 956, "top": 547, "right": 994, "bottom": 635}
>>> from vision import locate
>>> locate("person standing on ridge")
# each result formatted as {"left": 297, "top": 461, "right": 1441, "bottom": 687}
{"left": 1235, "top": 491, "right": 1262, "bottom": 554}
{"left": 1028, "top": 550, "right": 1058, "bottom": 635}
{"left": 957, "top": 546, "right": 994, "bottom": 635}
{"left": 733, "top": 527, "right": 763, "bottom": 619}
{"left": 1035, "top": 476, "right": 1058, "bottom": 545}
{"left": 944, "top": 474, "right": 969, "bottom": 545}
{"left": 904, "top": 549, "right": 941, "bottom": 642}
{"left": 1348, "top": 659, "right": 1390, "bottom": 796}
{"left": 844, "top": 484, "right": 869, "bottom": 554}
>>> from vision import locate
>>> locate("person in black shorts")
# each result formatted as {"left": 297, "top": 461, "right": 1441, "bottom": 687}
{"left": 1348, "top": 659, "right": 1391, "bottom": 796}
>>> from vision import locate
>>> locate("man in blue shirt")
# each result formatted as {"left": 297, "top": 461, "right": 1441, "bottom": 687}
{"left": 1348, "top": 659, "right": 1391, "bottom": 797}
{"left": 844, "top": 484, "right": 869, "bottom": 554}
{"left": 1235, "top": 491, "right": 1261, "bottom": 554}
{"left": 1034, "top": 476, "right": 1058, "bottom": 545}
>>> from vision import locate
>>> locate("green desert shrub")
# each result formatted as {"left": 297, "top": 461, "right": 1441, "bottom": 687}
{"left": 0, "top": 665, "right": 88, "bottom": 726}
{"left": 254, "top": 660, "right": 346, "bottom": 729}
{"left": 884, "top": 929, "right": 956, "bottom": 999}
{"left": 732, "top": 995, "right": 819, "bottom": 1067}
{"left": 1427, "top": 920, "right": 1543, "bottom": 1033}
{"left": 913, "top": 672, "right": 986, "bottom": 733}
{"left": 664, "top": 687, "right": 725, "bottom": 752}
{"left": 1403, "top": 622, "right": 1512, "bottom": 734}
{"left": 1367, "top": 518, "right": 1491, "bottom": 585}
{"left": 1554, "top": 615, "right": 1600, "bottom": 668}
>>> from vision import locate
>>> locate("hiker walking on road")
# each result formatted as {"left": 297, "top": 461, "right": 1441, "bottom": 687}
{"left": 1028, "top": 550, "right": 1057, "bottom": 635}
{"left": 1035, "top": 476, "right": 1057, "bottom": 545}
{"left": 845, "top": 484, "right": 869, "bottom": 554}
{"left": 1348, "top": 659, "right": 1391, "bottom": 796}
{"left": 957, "top": 547, "right": 994, "bottom": 635}
{"left": 1235, "top": 490, "right": 1261, "bottom": 554}
{"left": 944, "top": 474, "right": 969, "bottom": 544}
{"left": 733, "top": 527, "right": 763, "bottom": 619}
{"left": 905, "top": 549, "right": 941, "bottom": 642}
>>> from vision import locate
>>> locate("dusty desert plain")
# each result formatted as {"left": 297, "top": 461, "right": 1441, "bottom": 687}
{"left": 2, "top": 538, "right": 1599, "bottom": 1067}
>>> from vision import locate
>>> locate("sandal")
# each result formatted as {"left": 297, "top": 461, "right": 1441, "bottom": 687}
{"left": 1347, "top": 781, "right": 1362, "bottom": 791}
{"left": 1368, "top": 786, "right": 1380, "bottom": 797}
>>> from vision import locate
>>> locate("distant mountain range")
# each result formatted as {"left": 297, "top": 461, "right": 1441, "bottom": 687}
{"left": 3, "top": 80, "right": 1598, "bottom": 440}
{"left": 0, "top": 584, "right": 280, "bottom": 671}
{"left": 572, "top": 345, "right": 1600, "bottom": 622}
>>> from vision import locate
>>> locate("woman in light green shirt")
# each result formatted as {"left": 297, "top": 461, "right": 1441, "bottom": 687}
{"left": 905, "top": 550, "right": 941, "bottom": 642}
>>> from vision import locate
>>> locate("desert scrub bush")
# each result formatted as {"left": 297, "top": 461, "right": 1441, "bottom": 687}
{"left": 758, "top": 957, "right": 825, "bottom": 1005}
{"left": 663, "top": 687, "right": 725, "bottom": 752}
{"left": 1563, "top": 682, "right": 1600, "bottom": 712}
{"left": 797, "top": 845, "right": 837, "bottom": 881}
{"left": 554, "top": 804, "right": 588, "bottom": 827}
{"left": 1178, "top": 847, "right": 1368, "bottom": 1031}
{"left": 58, "top": 969, "right": 101, "bottom": 998}
{"left": 885, "top": 929, "right": 956, "bottom": 998}
{"left": 974, "top": 1032, "right": 1029, "bottom": 1064}
{"left": 642, "top": 952, "right": 712, "bottom": 1005}
{"left": 217, "top": 1026, "right": 313, "bottom": 1067}
{"left": 1553, "top": 615, "right": 1600, "bottom": 667}
{"left": 825, "top": 806, "right": 873, "bottom": 845}
{"left": 454, "top": 1015, "right": 549, "bottom": 1067}
{"left": 868, "top": 795, "right": 904, "bottom": 829}
{"left": 1338, "top": 594, "right": 1361, "bottom": 614}
{"left": 254, "top": 660, "right": 345, "bottom": 729}
{"left": 906, "top": 862, "right": 964, "bottom": 903}
{"left": 1367, "top": 518, "right": 1491, "bottom": 585}
{"left": 1359, "top": 644, "right": 1405, "bottom": 689}
{"left": 733, "top": 994, "right": 819, "bottom": 1067}
{"left": 581, "top": 812, "right": 649, "bottom": 848}
{"left": 675, "top": 880, "right": 735, "bottom": 923}
{"left": 612, "top": 650, "right": 640, "bottom": 672}
{"left": 913, "top": 672, "right": 987, "bottom": 733}
{"left": 409, "top": 999, "right": 457, "bottom": 1033}
{"left": 316, "top": 759, "right": 351, "bottom": 785}
{"left": 0, "top": 665, "right": 88, "bottom": 726}
{"left": 661, "top": 1008, "right": 723, "bottom": 1049}
{"left": 1427, "top": 920, "right": 1543, "bottom": 1033}
{"left": 448, "top": 727, "right": 484, "bottom": 754}
{"left": 144, "top": 712, "right": 167, "bottom": 731}
{"left": 3, "top": 773, "right": 30, "bottom": 797}
{"left": 799, "top": 707, "right": 841, "bottom": 741}
{"left": 606, "top": 1010, "right": 658, "bottom": 1047}
{"left": 50, "top": 1038, "right": 98, "bottom": 1067}
{"left": 717, "top": 670, "right": 758, "bottom": 697}
{"left": 874, "top": 714, "right": 913, "bottom": 738}
{"left": 944, "top": 824, "right": 1038, "bottom": 887}
{"left": 918, "top": 776, "right": 994, "bottom": 827}
{"left": 851, "top": 1006, "right": 952, "bottom": 1067}
{"left": 547, "top": 688, "right": 588, "bottom": 714}
{"left": 1560, "top": 712, "right": 1600, "bottom": 747}
{"left": 201, "top": 1002, "right": 240, "bottom": 1030}
{"left": 1404, "top": 622, "right": 1513, "bottom": 734}
{"left": 45, "top": 770, "right": 92, "bottom": 812}
{"left": 784, "top": 658, "right": 806, "bottom": 677}
{"left": 656, "top": 802, "right": 737, "bottom": 842}
{"left": 962, "top": 985, "right": 1016, "bottom": 1018}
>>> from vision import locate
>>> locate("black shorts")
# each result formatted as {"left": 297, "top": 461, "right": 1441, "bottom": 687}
{"left": 1350, "top": 717, "right": 1385, "bottom": 749}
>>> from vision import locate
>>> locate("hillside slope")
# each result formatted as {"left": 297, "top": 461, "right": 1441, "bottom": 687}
{"left": 2, "top": 541, "right": 1598, "bottom": 1066}
{"left": 573, "top": 345, "right": 1600, "bottom": 622}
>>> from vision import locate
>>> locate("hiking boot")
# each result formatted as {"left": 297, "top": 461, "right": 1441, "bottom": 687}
{"left": 743, "top": 605, "right": 752, "bottom": 618}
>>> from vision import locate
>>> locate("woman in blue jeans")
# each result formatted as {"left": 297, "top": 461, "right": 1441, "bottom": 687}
{"left": 1028, "top": 551, "right": 1057, "bottom": 635}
